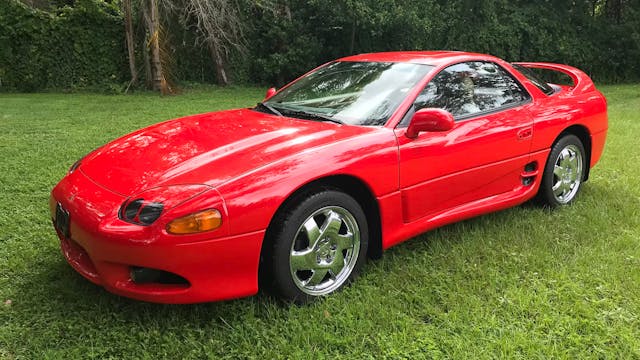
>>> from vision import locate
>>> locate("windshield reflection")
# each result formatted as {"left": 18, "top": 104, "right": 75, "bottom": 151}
{"left": 265, "top": 61, "right": 433, "bottom": 126}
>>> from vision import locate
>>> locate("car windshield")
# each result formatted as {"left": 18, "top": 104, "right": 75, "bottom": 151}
{"left": 262, "top": 61, "right": 434, "bottom": 126}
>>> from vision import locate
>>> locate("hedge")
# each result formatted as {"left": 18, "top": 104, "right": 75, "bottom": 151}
{"left": 1, "top": 0, "right": 639, "bottom": 91}
{"left": 0, "top": 0, "right": 126, "bottom": 91}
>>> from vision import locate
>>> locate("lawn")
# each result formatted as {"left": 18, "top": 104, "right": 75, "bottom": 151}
{"left": 1, "top": 85, "right": 639, "bottom": 359}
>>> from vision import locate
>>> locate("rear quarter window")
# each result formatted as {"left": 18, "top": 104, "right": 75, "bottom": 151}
{"left": 512, "top": 64, "right": 556, "bottom": 95}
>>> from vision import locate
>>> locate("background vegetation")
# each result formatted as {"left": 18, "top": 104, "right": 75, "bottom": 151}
{"left": 1, "top": 0, "right": 639, "bottom": 92}
{"left": 0, "top": 0, "right": 125, "bottom": 91}
{"left": 0, "top": 84, "right": 639, "bottom": 358}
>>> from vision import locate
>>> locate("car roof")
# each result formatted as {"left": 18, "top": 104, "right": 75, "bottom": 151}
{"left": 338, "top": 51, "right": 499, "bottom": 66}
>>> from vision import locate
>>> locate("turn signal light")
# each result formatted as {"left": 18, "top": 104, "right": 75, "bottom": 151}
{"left": 166, "top": 209, "right": 222, "bottom": 234}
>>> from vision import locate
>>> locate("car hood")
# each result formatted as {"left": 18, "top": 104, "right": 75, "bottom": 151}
{"left": 80, "top": 109, "right": 379, "bottom": 196}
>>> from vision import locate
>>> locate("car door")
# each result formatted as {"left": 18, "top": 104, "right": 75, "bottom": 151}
{"left": 395, "top": 61, "right": 534, "bottom": 223}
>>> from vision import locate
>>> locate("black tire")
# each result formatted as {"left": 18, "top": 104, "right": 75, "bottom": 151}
{"left": 536, "top": 134, "right": 586, "bottom": 207}
{"left": 262, "top": 189, "right": 368, "bottom": 304}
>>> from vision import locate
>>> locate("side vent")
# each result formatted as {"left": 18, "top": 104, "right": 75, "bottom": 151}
{"left": 521, "top": 161, "right": 538, "bottom": 186}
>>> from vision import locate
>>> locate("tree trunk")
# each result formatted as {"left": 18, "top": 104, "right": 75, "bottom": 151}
{"left": 123, "top": 0, "right": 137, "bottom": 91}
{"left": 349, "top": 18, "right": 356, "bottom": 54}
{"left": 142, "top": 36, "right": 152, "bottom": 88}
{"left": 209, "top": 41, "right": 229, "bottom": 86}
{"left": 148, "top": 0, "right": 163, "bottom": 92}
{"left": 606, "top": 0, "right": 623, "bottom": 23}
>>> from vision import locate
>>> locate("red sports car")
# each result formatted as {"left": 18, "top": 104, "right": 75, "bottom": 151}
{"left": 50, "top": 51, "right": 607, "bottom": 304}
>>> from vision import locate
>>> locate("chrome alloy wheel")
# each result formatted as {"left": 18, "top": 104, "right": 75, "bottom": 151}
{"left": 289, "top": 206, "right": 360, "bottom": 296}
{"left": 552, "top": 144, "right": 583, "bottom": 204}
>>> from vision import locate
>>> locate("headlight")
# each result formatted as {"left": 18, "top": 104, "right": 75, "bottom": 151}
{"left": 69, "top": 159, "right": 82, "bottom": 173}
{"left": 119, "top": 198, "right": 164, "bottom": 225}
{"left": 166, "top": 209, "right": 222, "bottom": 234}
{"left": 118, "top": 184, "right": 211, "bottom": 226}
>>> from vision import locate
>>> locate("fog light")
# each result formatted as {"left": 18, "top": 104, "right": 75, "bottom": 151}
{"left": 130, "top": 266, "right": 189, "bottom": 285}
{"left": 130, "top": 267, "right": 161, "bottom": 283}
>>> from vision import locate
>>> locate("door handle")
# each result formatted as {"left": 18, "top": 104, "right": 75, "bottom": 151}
{"left": 517, "top": 127, "right": 532, "bottom": 140}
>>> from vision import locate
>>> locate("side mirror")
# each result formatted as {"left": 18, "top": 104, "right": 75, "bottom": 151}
{"left": 264, "top": 87, "right": 277, "bottom": 100}
{"left": 405, "top": 108, "right": 455, "bottom": 139}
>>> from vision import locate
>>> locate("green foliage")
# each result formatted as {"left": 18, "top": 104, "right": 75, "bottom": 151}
{"left": 243, "top": 0, "right": 640, "bottom": 85}
{"left": 1, "top": 0, "right": 639, "bottom": 90}
{"left": 0, "top": 0, "right": 126, "bottom": 91}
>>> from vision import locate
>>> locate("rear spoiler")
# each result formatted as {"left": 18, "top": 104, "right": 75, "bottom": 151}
{"left": 513, "top": 62, "right": 595, "bottom": 95}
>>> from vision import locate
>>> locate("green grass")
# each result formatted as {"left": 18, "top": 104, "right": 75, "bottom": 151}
{"left": 1, "top": 84, "right": 639, "bottom": 359}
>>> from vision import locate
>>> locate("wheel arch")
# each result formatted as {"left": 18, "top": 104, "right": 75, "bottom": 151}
{"left": 259, "top": 174, "right": 383, "bottom": 284}
{"left": 555, "top": 124, "right": 592, "bottom": 181}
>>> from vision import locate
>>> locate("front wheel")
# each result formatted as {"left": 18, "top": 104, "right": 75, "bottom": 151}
{"left": 537, "top": 134, "right": 586, "bottom": 207}
{"left": 263, "top": 190, "right": 368, "bottom": 304}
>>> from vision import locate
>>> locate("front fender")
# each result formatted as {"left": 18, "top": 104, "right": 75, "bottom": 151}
{"left": 216, "top": 129, "right": 399, "bottom": 236}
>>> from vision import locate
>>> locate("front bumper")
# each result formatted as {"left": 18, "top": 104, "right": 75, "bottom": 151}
{"left": 50, "top": 170, "right": 264, "bottom": 304}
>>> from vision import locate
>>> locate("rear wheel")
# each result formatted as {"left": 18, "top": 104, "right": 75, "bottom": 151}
{"left": 537, "top": 134, "right": 586, "bottom": 207}
{"left": 263, "top": 190, "right": 368, "bottom": 304}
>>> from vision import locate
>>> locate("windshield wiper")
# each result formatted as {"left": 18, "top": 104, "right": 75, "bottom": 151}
{"left": 255, "top": 102, "right": 283, "bottom": 116}
{"left": 278, "top": 109, "right": 344, "bottom": 125}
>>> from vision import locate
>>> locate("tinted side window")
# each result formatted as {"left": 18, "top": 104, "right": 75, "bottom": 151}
{"left": 511, "top": 64, "right": 555, "bottom": 95}
{"left": 415, "top": 61, "right": 530, "bottom": 120}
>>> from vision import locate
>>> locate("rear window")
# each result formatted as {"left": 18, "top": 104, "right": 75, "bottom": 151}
{"left": 512, "top": 64, "right": 555, "bottom": 95}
